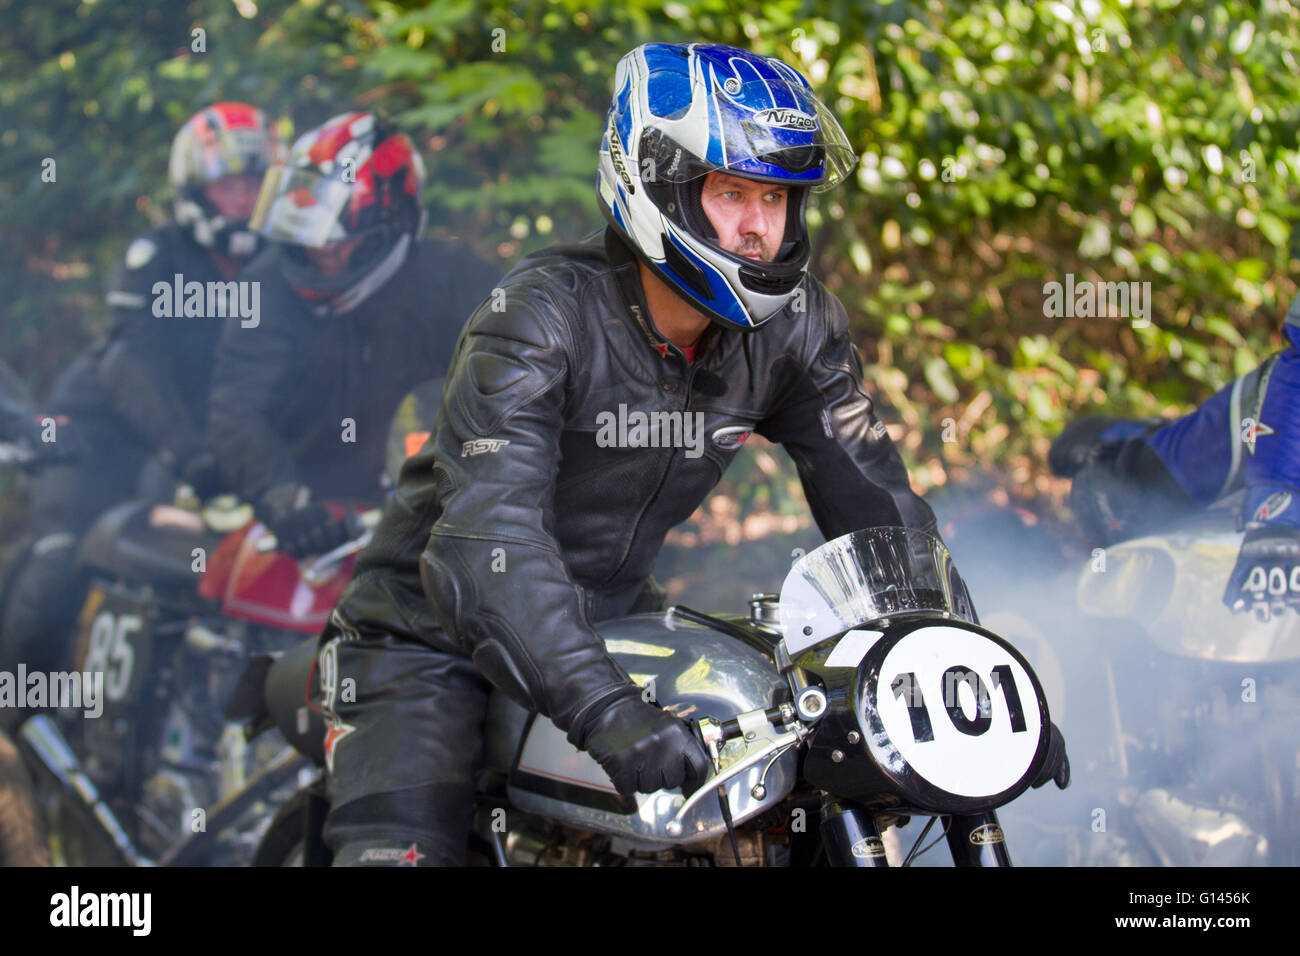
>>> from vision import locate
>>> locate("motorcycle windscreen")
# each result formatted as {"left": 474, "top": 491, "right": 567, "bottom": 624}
{"left": 779, "top": 527, "right": 976, "bottom": 655}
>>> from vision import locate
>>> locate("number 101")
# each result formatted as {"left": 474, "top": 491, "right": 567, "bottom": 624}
{"left": 889, "top": 665, "right": 1027, "bottom": 742}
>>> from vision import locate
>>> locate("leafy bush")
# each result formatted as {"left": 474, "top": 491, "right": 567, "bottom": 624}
{"left": 3, "top": 0, "right": 1296, "bottom": 534}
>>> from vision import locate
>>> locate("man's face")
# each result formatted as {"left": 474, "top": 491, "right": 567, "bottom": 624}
{"left": 202, "top": 174, "right": 263, "bottom": 222}
{"left": 699, "top": 171, "right": 788, "bottom": 262}
{"left": 305, "top": 235, "right": 366, "bottom": 277}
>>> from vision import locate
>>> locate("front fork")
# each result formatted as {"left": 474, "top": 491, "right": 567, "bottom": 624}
{"left": 820, "top": 796, "right": 890, "bottom": 866}
{"left": 944, "top": 811, "right": 1012, "bottom": 866}
{"left": 820, "top": 798, "right": 1012, "bottom": 867}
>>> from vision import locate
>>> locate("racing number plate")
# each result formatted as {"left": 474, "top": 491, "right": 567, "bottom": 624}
{"left": 862, "top": 623, "right": 1047, "bottom": 803}
{"left": 74, "top": 586, "right": 152, "bottom": 707}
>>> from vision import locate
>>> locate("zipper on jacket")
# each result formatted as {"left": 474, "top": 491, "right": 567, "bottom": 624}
{"left": 599, "top": 360, "right": 699, "bottom": 588}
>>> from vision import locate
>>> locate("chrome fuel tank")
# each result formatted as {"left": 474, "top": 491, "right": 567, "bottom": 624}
{"left": 485, "top": 612, "right": 794, "bottom": 848}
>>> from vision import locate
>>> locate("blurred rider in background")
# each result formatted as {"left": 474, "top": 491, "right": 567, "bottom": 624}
{"left": 0, "top": 103, "right": 278, "bottom": 697}
{"left": 206, "top": 110, "right": 498, "bottom": 558}
{"left": 1052, "top": 296, "right": 1300, "bottom": 620}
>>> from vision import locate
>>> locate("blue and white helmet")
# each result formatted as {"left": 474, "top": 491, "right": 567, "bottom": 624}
{"left": 597, "top": 43, "right": 857, "bottom": 331}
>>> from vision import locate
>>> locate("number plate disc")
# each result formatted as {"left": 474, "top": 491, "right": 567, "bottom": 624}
{"left": 862, "top": 623, "right": 1047, "bottom": 803}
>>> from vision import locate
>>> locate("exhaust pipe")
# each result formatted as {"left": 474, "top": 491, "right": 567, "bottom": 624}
{"left": 19, "top": 715, "right": 150, "bottom": 866}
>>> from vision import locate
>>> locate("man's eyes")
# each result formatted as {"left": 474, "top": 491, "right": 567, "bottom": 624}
{"left": 720, "top": 190, "right": 787, "bottom": 202}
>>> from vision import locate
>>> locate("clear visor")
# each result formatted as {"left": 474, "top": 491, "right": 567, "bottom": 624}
{"left": 175, "top": 125, "right": 274, "bottom": 186}
{"left": 250, "top": 165, "right": 353, "bottom": 248}
{"left": 649, "top": 79, "right": 857, "bottom": 192}
{"left": 779, "top": 527, "right": 975, "bottom": 655}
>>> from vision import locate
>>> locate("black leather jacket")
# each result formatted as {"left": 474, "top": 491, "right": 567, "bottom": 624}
{"left": 207, "top": 238, "right": 499, "bottom": 503}
{"left": 48, "top": 222, "right": 231, "bottom": 464}
{"left": 333, "top": 228, "right": 941, "bottom": 745}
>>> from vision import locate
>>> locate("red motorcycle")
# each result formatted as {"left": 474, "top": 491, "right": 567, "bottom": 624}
{"left": 12, "top": 492, "right": 375, "bottom": 866}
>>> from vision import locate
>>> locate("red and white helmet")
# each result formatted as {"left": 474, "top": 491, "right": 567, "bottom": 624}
{"left": 169, "top": 102, "right": 279, "bottom": 258}
{"left": 251, "top": 111, "right": 426, "bottom": 315}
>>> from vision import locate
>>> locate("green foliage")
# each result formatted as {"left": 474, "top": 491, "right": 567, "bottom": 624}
{"left": 805, "top": 0, "right": 1300, "bottom": 497}
{"left": 3, "top": 0, "right": 1298, "bottom": 521}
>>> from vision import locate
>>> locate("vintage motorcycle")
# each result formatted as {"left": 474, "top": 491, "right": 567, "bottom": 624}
{"left": 1056, "top": 505, "right": 1300, "bottom": 867}
{"left": 924, "top": 482, "right": 1300, "bottom": 866}
{"left": 975, "top": 413, "right": 1300, "bottom": 867}
{"left": 240, "top": 526, "right": 1064, "bottom": 867}
{"left": 1, "top": 379, "right": 442, "bottom": 866}
{"left": 7, "top": 485, "right": 374, "bottom": 866}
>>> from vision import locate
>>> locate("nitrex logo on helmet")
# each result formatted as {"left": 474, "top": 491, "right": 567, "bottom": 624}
{"left": 755, "top": 108, "right": 817, "bottom": 131}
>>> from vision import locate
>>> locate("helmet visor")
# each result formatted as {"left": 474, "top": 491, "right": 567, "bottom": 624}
{"left": 172, "top": 122, "right": 275, "bottom": 188}
{"left": 647, "top": 78, "right": 857, "bottom": 192}
{"left": 251, "top": 165, "right": 353, "bottom": 248}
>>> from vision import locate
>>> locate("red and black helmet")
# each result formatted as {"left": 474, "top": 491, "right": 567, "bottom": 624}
{"left": 251, "top": 111, "right": 426, "bottom": 315}
{"left": 169, "top": 102, "right": 280, "bottom": 258}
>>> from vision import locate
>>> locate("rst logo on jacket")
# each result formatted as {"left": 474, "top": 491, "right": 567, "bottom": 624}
{"left": 711, "top": 425, "right": 752, "bottom": 450}
{"left": 462, "top": 438, "right": 510, "bottom": 457}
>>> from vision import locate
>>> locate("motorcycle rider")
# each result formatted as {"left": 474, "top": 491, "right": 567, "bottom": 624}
{"left": 206, "top": 111, "right": 499, "bottom": 558}
{"left": 1051, "top": 298, "right": 1300, "bottom": 619}
{"left": 0, "top": 103, "right": 277, "bottom": 695}
{"left": 315, "top": 42, "right": 1069, "bottom": 866}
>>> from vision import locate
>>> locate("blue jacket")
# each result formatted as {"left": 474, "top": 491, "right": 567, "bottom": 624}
{"left": 1101, "top": 298, "right": 1300, "bottom": 530}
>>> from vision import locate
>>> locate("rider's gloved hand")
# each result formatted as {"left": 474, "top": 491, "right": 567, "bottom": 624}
{"left": 1048, "top": 416, "right": 1165, "bottom": 479}
{"left": 576, "top": 694, "right": 712, "bottom": 799}
{"left": 1223, "top": 525, "right": 1300, "bottom": 619}
{"left": 259, "top": 482, "right": 352, "bottom": 559}
{"left": 1031, "top": 721, "right": 1070, "bottom": 790}
{"left": 177, "top": 448, "right": 225, "bottom": 501}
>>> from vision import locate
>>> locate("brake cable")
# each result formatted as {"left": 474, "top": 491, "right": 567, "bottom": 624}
{"left": 901, "top": 815, "right": 952, "bottom": 867}
{"left": 716, "top": 785, "right": 744, "bottom": 867}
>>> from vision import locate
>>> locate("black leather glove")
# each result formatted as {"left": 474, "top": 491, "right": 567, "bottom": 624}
{"left": 576, "top": 694, "right": 712, "bottom": 799}
{"left": 1031, "top": 721, "right": 1070, "bottom": 790}
{"left": 1066, "top": 436, "right": 1200, "bottom": 546}
{"left": 1223, "top": 525, "right": 1300, "bottom": 620}
{"left": 1050, "top": 416, "right": 1164, "bottom": 478}
{"left": 258, "top": 482, "right": 352, "bottom": 559}
{"left": 1049, "top": 416, "right": 1135, "bottom": 478}
{"left": 178, "top": 448, "right": 225, "bottom": 501}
